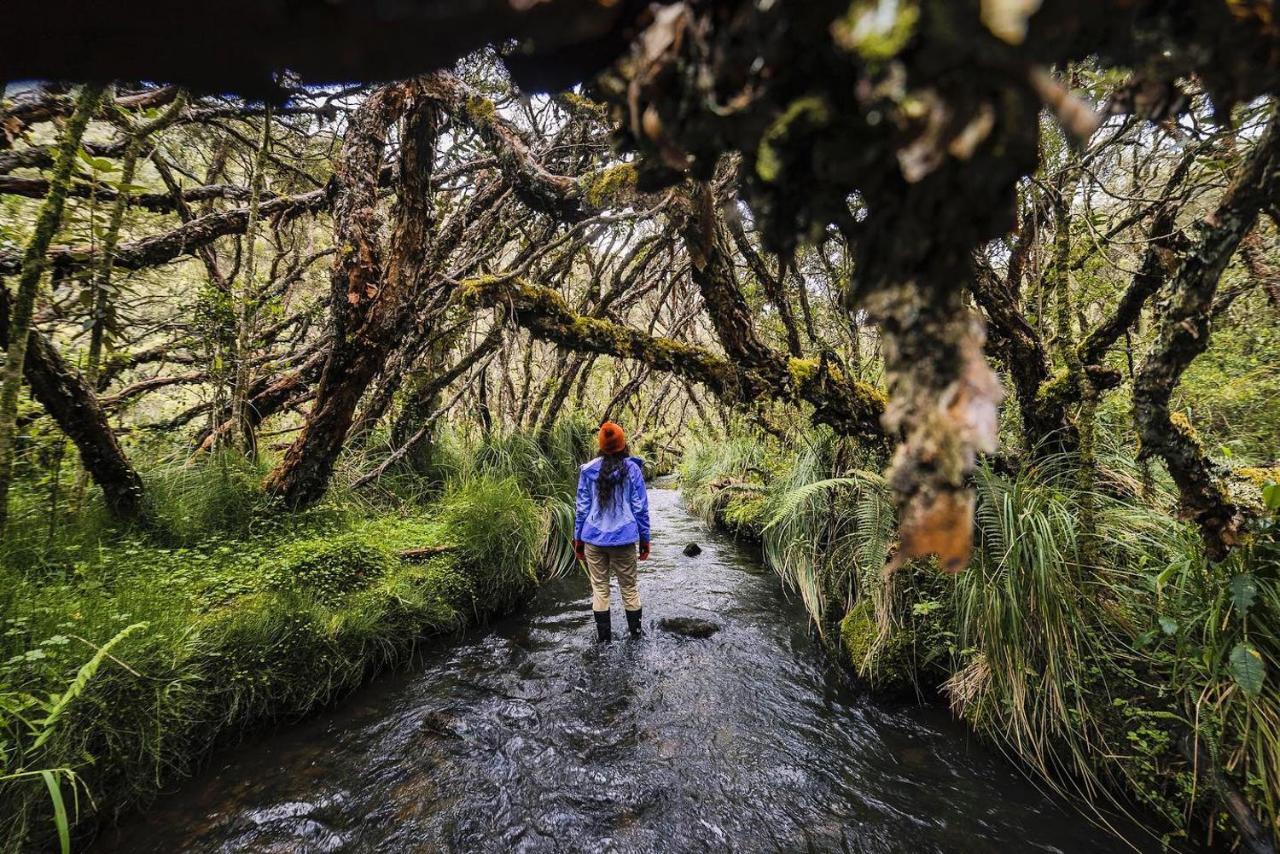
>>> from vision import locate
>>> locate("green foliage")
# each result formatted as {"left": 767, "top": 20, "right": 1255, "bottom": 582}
{"left": 678, "top": 432, "right": 770, "bottom": 531}
{"left": 438, "top": 475, "right": 542, "bottom": 610}
{"left": 681, "top": 426, "right": 1280, "bottom": 846}
{"left": 1156, "top": 510, "right": 1280, "bottom": 829}
{"left": 0, "top": 425, "right": 572, "bottom": 850}
{"left": 142, "top": 451, "right": 275, "bottom": 541}
{"left": 264, "top": 534, "right": 398, "bottom": 605}
{"left": 0, "top": 622, "right": 144, "bottom": 852}
{"left": 1230, "top": 643, "right": 1266, "bottom": 697}
{"left": 1176, "top": 289, "right": 1280, "bottom": 462}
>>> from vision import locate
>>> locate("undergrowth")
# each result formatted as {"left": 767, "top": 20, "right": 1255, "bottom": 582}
{"left": 0, "top": 422, "right": 588, "bottom": 851}
{"left": 680, "top": 425, "right": 1280, "bottom": 850}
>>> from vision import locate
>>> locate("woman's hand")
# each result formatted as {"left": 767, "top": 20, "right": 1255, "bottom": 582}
{"left": 638, "top": 540, "right": 650, "bottom": 561}
{"left": 574, "top": 540, "right": 586, "bottom": 562}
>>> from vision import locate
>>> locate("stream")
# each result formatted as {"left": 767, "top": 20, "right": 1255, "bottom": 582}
{"left": 95, "top": 486, "right": 1142, "bottom": 853}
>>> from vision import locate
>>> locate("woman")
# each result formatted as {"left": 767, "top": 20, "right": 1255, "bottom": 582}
{"left": 573, "top": 421, "right": 650, "bottom": 641}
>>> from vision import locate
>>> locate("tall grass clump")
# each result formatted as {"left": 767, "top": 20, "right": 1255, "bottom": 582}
{"left": 681, "top": 423, "right": 1280, "bottom": 847}
{"left": 437, "top": 417, "right": 590, "bottom": 581}
{"left": 141, "top": 451, "right": 276, "bottom": 541}
{"left": 949, "top": 463, "right": 1125, "bottom": 793}
{"left": 758, "top": 430, "right": 892, "bottom": 629}
{"left": 678, "top": 432, "right": 769, "bottom": 531}
{"left": 437, "top": 474, "right": 544, "bottom": 610}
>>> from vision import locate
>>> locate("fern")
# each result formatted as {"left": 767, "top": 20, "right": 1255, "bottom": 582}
{"left": 32, "top": 622, "right": 148, "bottom": 750}
{"left": 760, "top": 472, "right": 886, "bottom": 533}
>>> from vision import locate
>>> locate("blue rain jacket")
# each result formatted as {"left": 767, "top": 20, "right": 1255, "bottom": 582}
{"left": 574, "top": 456, "right": 650, "bottom": 546}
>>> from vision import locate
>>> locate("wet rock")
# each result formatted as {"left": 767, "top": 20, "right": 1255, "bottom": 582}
{"left": 658, "top": 617, "right": 720, "bottom": 638}
{"left": 683, "top": 542, "right": 702, "bottom": 557}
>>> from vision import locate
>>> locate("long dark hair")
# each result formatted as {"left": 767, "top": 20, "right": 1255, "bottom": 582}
{"left": 596, "top": 447, "right": 629, "bottom": 511}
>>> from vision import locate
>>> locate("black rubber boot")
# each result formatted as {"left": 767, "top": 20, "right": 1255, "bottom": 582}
{"left": 593, "top": 609, "right": 612, "bottom": 643}
{"left": 625, "top": 607, "right": 643, "bottom": 638}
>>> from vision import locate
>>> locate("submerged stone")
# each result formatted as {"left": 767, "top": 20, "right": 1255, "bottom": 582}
{"left": 658, "top": 616, "right": 720, "bottom": 638}
{"left": 683, "top": 542, "right": 702, "bottom": 557}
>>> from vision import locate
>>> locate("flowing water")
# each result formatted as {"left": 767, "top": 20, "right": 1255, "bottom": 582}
{"left": 96, "top": 486, "right": 1143, "bottom": 853}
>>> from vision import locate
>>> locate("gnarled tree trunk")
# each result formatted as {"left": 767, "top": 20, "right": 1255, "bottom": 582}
{"left": 0, "top": 288, "right": 144, "bottom": 520}
{"left": 263, "top": 80, "right": 440, "bottom": 507}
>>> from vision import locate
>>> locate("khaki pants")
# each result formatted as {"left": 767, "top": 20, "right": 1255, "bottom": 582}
{"left": 584, "top": 543, "right": 641, "bottom": 612}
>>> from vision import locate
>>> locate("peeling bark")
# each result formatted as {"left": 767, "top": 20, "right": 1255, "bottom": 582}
{"left": 264, "top": 80, "right": 440, "bottom": 508}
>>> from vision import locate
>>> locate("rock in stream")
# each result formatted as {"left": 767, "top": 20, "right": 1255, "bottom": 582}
{"left": 657, "top": 616, "right": 720, "bottom": 638}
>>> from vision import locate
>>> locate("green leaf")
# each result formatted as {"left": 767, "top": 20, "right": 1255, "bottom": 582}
{"left": 1229, "top": 643, "right": 1266, "bottom": 698}
{"left": 1230, "top": 574, "right": 1258, "bottom": 614}
{"left": 40, "top": 770, "right": 71, "bottom": 854}
{"left": 1263, "top": 482, "right": 1280, "bottom": 513}
{"left": 1158, "top": 616, "right": 1177, "bottom": 635}
{"left": 76, "top": 148, "right": 118, "bottom": 173}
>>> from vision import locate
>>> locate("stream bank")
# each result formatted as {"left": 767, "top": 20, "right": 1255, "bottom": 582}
{"left": 95, "top": 486, "right": 1137, "bottom": 853}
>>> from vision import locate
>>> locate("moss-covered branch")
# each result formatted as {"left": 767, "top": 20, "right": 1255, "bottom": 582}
{"left": 457, "top": 275, "right": 885, "bottom": 440}
{"left": 0, "top": 83, "right": 107, "bottom": 532}
{"left": 1133, "top": 111, "right": 1280, "bottom": 559}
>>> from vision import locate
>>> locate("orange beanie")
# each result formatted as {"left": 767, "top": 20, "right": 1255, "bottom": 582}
{"left": 598, "top": 421, "right": 626, "bottom": 455}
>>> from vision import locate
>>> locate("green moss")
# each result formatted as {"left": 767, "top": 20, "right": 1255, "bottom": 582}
{"left": 465, "top": 95, "right": 497, "bottom": 125}
{"left": 839, "top": 599, "right": 878, "bottom": 668}
{"left": 839, "top": 598, "right": 914, "bottom": 690}
{"left": 578, "top": 162, "right": 637, "bottom": 208}
{"left": 756, "top": 97, "right": 831, "bottom": 183}
{"left": 723, "top": 491, "right": 766, "bottom": 531}
{"left": 558, "top": 91, "right": 608, "bottom": 119}
{"left": 831, "top": 0, "right": 920, "bottom": 62}
{"left": 460, "top": 275, "right": 735, "bottom": 388}
{"left": 788, "top": 357, "right": 820, "bottom": 386}
{"left": 1235, "top": 466, "right": 1280, "bottom": 488}
{"left": 856, "top": 381, "right": 890, "bottom": 411}
{"left": 1034, "top": 368, "right": 1071, "bottom": 407}
{"left": 360, "top": 557, "right": 475, "bottom": 633}
{"left": 788, "top": 357, "right": 888, "bottom": 413}
{"left": 1168, "top": 411, "right": 1206, "bottom": 451}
